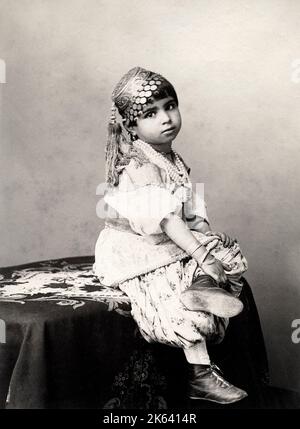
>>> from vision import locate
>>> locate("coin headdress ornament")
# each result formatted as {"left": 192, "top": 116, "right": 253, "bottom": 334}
{"left": 105, "top": 67, "right": 178, "bottom": 186}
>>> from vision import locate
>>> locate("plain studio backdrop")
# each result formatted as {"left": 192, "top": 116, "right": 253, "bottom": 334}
{"left": 0, "top": 0, "right": 300, "bottom": 395}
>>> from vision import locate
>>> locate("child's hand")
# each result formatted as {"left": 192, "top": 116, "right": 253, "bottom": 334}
{"left": 206, "top": 231, "right": 236, "bottom": 248}
{"left": 200, "top": 254, "right": 228, "bottom": 284}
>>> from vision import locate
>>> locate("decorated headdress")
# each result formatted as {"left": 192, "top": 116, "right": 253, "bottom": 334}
{"left": 105, "top": 67, "right": 178, "bottom": 186}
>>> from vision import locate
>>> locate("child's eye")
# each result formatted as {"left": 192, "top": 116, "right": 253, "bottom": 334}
{"left": 167, "top": 102, "right": 177, "bottom": 110}
{"left": 144, "top": 111, "right": 156, "bottom": 118}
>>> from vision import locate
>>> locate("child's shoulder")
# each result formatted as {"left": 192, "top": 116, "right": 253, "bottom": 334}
{"left": 128, "top": 146, "right": 151, "bottom": 167}
{"left": 123, "top": 147, "right": 163, "bottom": 186}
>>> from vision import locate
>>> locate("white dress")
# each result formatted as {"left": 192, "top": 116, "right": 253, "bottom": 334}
{"left": 94, "top": 152, "right": 248, "bottom": 349}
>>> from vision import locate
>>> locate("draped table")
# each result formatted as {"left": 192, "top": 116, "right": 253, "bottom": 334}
{"left": 0, "top": 256, "right": 269, "bottom": 409}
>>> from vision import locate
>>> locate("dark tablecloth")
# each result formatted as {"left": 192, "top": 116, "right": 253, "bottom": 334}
{"left": 0, "top": 256, "right": 269, "bottom": 409}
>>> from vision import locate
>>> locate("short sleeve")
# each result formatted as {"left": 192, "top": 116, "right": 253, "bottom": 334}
{"left": 104, "top": 186, "right": 183, "bottom": 235}
{"left": 104, "top": 159, "right": 183, "bottom": 235}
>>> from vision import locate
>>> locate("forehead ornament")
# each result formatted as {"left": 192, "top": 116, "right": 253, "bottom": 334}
{"left": 112, "top": 67, "right": 167, "bottom": 122}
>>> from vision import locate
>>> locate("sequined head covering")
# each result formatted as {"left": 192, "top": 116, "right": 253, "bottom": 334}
{"left": 111, "top": 66, "right": 178, "bottom": 124}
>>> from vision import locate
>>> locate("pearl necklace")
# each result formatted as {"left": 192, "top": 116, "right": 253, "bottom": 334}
{"left": 133, "top": 139, "right": 190, "bottom": 186}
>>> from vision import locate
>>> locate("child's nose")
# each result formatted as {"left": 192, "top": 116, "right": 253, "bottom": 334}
{"left": 160, "top": 110, "right": 171, "bottom": 124}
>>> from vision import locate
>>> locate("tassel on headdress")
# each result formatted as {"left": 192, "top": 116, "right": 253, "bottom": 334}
{"left": 105, "top": 102, "right": 123, "bottom": 186}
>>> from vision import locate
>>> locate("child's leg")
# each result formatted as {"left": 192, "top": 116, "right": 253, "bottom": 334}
{"left": 184, "top": 340, "right": 210, "bottom": 365}
{"left": 180, "top": 274, "right": 244, "bottom": 318}
{"left": 185, "top": 340, "right": 248, "bottom": 404}
{"left": 120, "top": 271, "right": 247, "bottom": 404}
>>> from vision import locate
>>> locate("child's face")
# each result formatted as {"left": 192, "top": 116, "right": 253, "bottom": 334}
{"left": 129, "top": 96, "right": 181, "bottom": 147}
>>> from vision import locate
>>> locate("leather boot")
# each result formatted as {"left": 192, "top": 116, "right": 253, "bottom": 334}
{"left": 180, "top": 275, "right": 243, "bottom": 318}
{"left": 188, "top": 363, "right": 248, "bottom": 404}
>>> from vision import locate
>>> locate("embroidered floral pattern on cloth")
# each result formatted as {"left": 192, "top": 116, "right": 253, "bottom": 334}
{"left": 0, "top": 258, "right": 130, "bottom": 313}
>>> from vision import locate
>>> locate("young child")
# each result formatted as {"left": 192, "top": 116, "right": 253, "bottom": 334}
{"left": 93, "top": 67, "right": 248, "bottom": 404}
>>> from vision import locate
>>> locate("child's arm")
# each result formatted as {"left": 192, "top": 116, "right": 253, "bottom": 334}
{"left": 187, "top": 216, "right": 235, "bottom": 248}
{"left": 186, "top": 215, "right": 211, "bottom": 234}
{"left": 161, "top": 213, "right": 227, "bottom": 284}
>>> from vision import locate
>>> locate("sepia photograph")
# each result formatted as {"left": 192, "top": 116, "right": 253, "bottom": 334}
{"left": 0, "top": 0, "right": 299, "bottom": 417}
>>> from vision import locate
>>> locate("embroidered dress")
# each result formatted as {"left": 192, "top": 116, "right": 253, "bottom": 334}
{"left": 94, "top": 144, "right": 248, "bottom": 348}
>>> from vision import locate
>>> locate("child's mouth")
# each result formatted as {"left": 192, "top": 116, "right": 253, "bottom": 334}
{"left": 162, "top": 127, "right": 176, "bottom": 134}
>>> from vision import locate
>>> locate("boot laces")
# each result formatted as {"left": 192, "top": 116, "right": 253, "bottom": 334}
{"left": 209, "top": 364, "right": 231, "bottom": 388}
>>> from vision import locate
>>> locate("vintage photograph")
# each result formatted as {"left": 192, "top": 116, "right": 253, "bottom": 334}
{"left": 0, "top": 0, "right": 299, "bottom": 414}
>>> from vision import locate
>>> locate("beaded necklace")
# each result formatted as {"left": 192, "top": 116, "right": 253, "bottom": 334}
{"left": 133, "top": 139, "right": 190, "bottom": 186}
